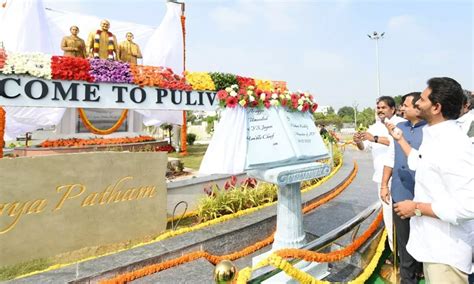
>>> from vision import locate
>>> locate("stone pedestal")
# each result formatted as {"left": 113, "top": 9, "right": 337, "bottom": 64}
{"left": 248, "top": 162, "right": 331, "bottom": 282}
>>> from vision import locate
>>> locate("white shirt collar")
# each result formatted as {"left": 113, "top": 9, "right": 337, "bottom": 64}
{"left": 424, "top": 119, "right": 456, "bottom": 139}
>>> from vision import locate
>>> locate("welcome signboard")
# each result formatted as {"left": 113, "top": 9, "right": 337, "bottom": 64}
{"left": 0, "top": 152, "right": 167, "bottom": 267}
{"left": 0, "top": 74, "right": 218, "bottom": 111}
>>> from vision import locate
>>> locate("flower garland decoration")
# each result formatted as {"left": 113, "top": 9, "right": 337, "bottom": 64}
{"left": 98, "top": 162, "right": 357, "bottom": 284}
{"left": 255, "top": 78, "right": 274, "bottom": 91}
{"left": 99, "top": 233, "right": 274, "bottom": 284}
{"left": 1, "top": 52, "right": 52, "bottom": 79}
{"left": 0, "top": 45, "right": 7, "bottom": 69}
{"left": 272, "top": 80, "right": 287, "bottom": 91}
{"left": 93, "top": 30, "right": 115, "bottom": 59}
{"left": 245, "top": 230, "right": 388, "bottom": 284}
{"left": 347, "top": 230, "right": 387, "bottom": 284}
{"left": 160, "top": 67, "right": 192, "bottom": 90}
{"left": 18, "top": 160, "right": 351, "bottom": 281}
{"left": 130, "top": 65, "right": 163, "bottom": 87}
{"left": 0, "top": 107, "right": 5, "bottom": 158}
{"left": 208, "top": 72, "right": 238, "bottom": 91}
{"left": 78, "top": 108, "right": 129, "bottom": 135}
{"left": 275, "top": 211, "right": 382, "bottom": 262}
{"left": 51, "top": 56, "right": 94, "bottom": 82}
{"left": 39, "top": 135, "right": 155, "bottom": 148}
{"left": 236, "top": 209, "right": 382, "bottom": 283}
{"left": 217, "top": 84, "right": 319, "bottom": 113}
{"left": 236, "top": 75, "right": 256, "bottom": 89}
{"left": 89, "top": 58, "right": 132, "bottom": 83}
{"left": 184, "top": 71, "right": 216, "bottom": 91}
{"left": 130, "top": 65, "right": 192, "bottom": 90}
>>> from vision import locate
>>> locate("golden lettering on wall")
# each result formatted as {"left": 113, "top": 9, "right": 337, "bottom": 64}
{"left": 0, "top": 176, "right": 156, "bottom": 235}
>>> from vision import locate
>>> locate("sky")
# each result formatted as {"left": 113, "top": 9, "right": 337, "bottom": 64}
{"left": 42, "top": 0, "right": 473, "bottom": 110}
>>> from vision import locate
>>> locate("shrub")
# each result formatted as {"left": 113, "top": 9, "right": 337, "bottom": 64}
{"left": 197, "top": 177, "right": 277, "bottom": 222}
{"left": 186, "top": 133, "right": 197, "bottom": 145}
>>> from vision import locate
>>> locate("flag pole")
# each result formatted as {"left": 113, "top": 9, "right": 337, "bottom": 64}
{"left": 177, "top": 1, "right": 188, "bottom": 156}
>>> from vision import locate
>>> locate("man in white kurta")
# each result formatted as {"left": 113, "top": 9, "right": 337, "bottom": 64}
{"left": 353, "top": 96, "right": 405, "bottom": 250}
{"left": 392, "top": 77, "right": 474, "bottom": 283}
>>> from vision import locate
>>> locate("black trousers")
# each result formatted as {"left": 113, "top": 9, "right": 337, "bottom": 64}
{"left": 392, "top": 207, "right": 422, "bottom": 284}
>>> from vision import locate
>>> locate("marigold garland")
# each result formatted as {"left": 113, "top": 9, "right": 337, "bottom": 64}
{"left": 236, "top": 213, "right": 384, "bottom": 284}
{"left": 78, "top": 108, "right": 128, "bottom": 135}
{"left": 275, "top": 211, "right": 382, "bottom": 262}
{"left": 347, "top": 230, "right": 387, "bottom": 284}
{"left": 242, "top": 230, "right": 388, "bottom": 284}
{"left": 0, "top": 106, "right": 5, "bottom": 158}
{"left": 39, "top": 135, "right": 155, "bottom": 148}
{"left": 99, "top": 234, "right": 275, "bottom": 284}
{"left": 98, "top": 162, "right": 358, "bottom": 283}
{"left": 181, "top": 14, "right": 186, "bottom": 71}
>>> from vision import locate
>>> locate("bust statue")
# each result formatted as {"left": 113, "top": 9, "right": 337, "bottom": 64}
{"left": 61, "top": 26, "right": 87, "bottom": 58}
{"left": 87, "top": 20, "right": 119, "bottom": 60}
{"left": 118, "top": 32, "right": 142, "bottom": 64}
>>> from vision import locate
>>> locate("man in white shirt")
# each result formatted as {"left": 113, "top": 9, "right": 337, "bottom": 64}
{"left": 353, "top": 96, "right": 405, "bottom": 250}
{"left": 390, "top": 77, "right": 474, "bottom": 283}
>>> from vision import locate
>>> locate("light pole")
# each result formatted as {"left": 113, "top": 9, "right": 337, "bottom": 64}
{"left": 367, "top": 31, "right": 385, "bottom": 97}
{"left": 352, "top": 101, "right": 358, "bottom": 127}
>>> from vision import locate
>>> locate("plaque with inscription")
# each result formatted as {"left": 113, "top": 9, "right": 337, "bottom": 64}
{"left": 278, "top": 108, "right": 328, "bottom": 160}
{"left": 245, "top": 107, "right": 329, "bottom": 170}
{"left": 245, "top": 107, "right": 295, "bottom": 169}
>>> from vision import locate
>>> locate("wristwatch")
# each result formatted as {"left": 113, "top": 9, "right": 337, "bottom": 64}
{"left": 374, "top": 135, "right": 379, "bottom": 143}
{"left": 414, "top": 203, "right": 422, "bottom": 217}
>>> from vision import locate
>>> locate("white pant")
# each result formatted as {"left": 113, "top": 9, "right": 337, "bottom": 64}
{"left": 377, "top": 182, "right": 393, "bottom": 251}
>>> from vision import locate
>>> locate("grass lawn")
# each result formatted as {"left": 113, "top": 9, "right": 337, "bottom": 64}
{"left": 168, "top": 144, "right": 208, "bottom": 170}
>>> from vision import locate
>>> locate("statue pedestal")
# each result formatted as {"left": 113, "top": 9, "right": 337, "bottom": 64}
{"left": 248, "top": 162, "right": 331, "bottom": 282}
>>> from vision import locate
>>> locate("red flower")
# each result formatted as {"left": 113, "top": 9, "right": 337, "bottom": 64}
{"left": 226, "top": 96, "right": 238, "bottom": 108}
{"left": 311, "top": 103, "right": 318, "bottom": 112}
{"left": 264, "top": 100, "right": 271, "bottom": 108}
{"left": 217, "top": 90, "right": 228, "bottom": 100}
{"left": 230, "top": 175, "right": 237, "bottom": 186}
{"left": 302, "top": 103, "right": 309, "bottom": 112}
{"left": 241, "top": 177, "right": 257, "bottom": 188}
{"left": 292, "top": 100, "right": 299, "bottom": 109}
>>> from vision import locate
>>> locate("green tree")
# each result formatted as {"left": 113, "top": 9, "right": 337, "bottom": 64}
{"left": 313, "top": 112, "right": 343, "bottom": 130}
{"left": 186, "top": 111, "right": 197, "bottom": 124}
{"left": 357, "top": 107, "right": 376, "bottom": 128}
{"left": 337, "top": 106, "right": 354, "bottom": 118}
{"left": 160, "top": 123, "right": 173, "bottom": 145}
{"left": 393, "top": 95, "right": 403, "bottom": 106}
{"left": 205, "top": 115, "right": 218, "bottom": 134}
{"left": 327, "top": 106, "right": 335, "bottom": 115}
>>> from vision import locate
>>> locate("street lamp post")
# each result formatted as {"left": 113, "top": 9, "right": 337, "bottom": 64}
{"left": 367, "top": 31, "right": 385, "bottom": 97}
{"left": 353, "top": 102, "right": 358, "bottom": 128}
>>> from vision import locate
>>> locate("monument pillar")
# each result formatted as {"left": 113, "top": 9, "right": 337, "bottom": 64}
{"left": 273, "top": 182, "right": 306, "bottom": 250}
